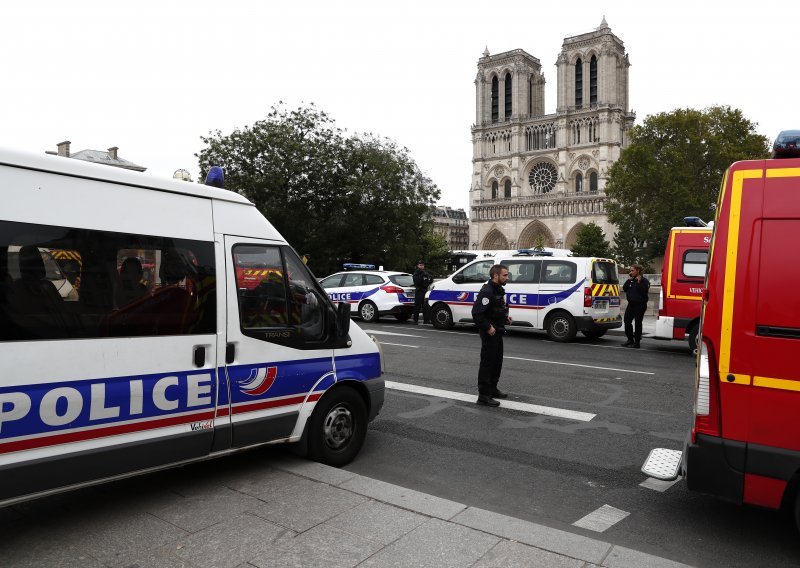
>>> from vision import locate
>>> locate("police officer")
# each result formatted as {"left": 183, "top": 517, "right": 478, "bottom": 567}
{"left": 412, "top": 260, "right": 433, "bottom": 324}
{"left": 472, "top": 264, "right": 512, "bottom": 406}
{"left": 622, "top": 264, "right": 650, "bottom": 348}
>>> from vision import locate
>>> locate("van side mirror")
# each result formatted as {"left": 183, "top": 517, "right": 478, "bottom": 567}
{"left": 336, "top": 301, "right": 351, "bottom": 337}
{"left": 452, "top": 273, "right": 464, "bottom": 284}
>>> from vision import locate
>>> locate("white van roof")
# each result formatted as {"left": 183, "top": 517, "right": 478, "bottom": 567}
{"left": 0, "top": 147, "right": 252, "bottom": 206}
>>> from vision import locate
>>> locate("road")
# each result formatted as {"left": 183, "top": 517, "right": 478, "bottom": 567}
{"left": 345, "top": 319, "right": 800, "bottom": 568}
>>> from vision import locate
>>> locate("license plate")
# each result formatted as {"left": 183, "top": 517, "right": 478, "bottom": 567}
{"left": 594, "top": 301, "right": 609, "bottom": 311}
{"left": 406, "top": 291, "right": 415, "bottom": 298}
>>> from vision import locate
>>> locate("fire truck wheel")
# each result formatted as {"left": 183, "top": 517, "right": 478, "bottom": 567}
{"left": 359, "top": 301, "right": 379, "bottom": 322}
{"left": 688, "top": 325, "right": 699, "bottom": 356}
{"left": 308, "top": 387, "right": 367, "bottom": 467}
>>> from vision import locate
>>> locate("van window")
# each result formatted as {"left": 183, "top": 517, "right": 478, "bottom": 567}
{"left": 233, "top": 245, "right": 327, "bottom": 343}
{"left": 682, "top": 250, "right": 708, "bottom": 278}
{"left": 460, "top": 260, "right": 494, "bottom": 283}
{"left": 592, "top": 261, "right": 619, "bottom": 284}
{"left": 0, "top": 220, "right": 216, "bottom": 341}
{"left": 503, "top": 260, "right": 540, "bottom": 283}
{"left": 541, "top": 260, "right": 577, "bottom": 284}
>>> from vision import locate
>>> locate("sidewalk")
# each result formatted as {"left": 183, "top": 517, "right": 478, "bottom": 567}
{"left": 1, "top": 455, "right": 693, "bottom": 568}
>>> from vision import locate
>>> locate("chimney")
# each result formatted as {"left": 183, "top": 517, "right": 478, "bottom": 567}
{"left": 56, "top": 141, "right": 71, "bottom": 157}
{"left": 108, "top": 146, "right": 119, "bottom": 160}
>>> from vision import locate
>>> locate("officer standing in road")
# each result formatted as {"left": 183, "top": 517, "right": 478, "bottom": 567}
{"left": 412, "top": 260, "right": 433, "bottom": 325}
{"left": 622, "top": 264, "right": 650, "bottom": 348}
{"left": 472, "top": 264, "right": 512, "bottom": 406}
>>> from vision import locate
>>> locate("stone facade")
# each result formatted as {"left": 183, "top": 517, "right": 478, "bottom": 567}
{"left": 469, "top": 18, "right": 635, "bottom": 251}
{"left": 432, "top": 206, "right": 469, "bottom": 251}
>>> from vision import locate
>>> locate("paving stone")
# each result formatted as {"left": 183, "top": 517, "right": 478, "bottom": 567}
{"left": 271, "top": 457, "right": 359, "bottom": 486}
{"left": 248, "top": 480, "right": 367, "bottom": 532}
{"left": 330, "top": 500, "right": 428, "bottom": 546}
{"left": 249, "top": 523, "right": 383, "bottom": 568}
{"left": 357, "top": 518, "right": 499, "bottom": 568}
{"left": 171, "top": 512, "right": 295, "bottom": 568}
{"left": 144, "top": 485, "right": 266, "bottom": 533}
{"left": 604, "top": 545, "right": 694, "bottom": 568}
{"left": 450, "top": 507, "right": 610, "bottom": 565}
{"left": 472, "top": 540, "right": 585, "bottom": 568}
{"left": 339, "top": 475, "right": 466, "bottom": 520}
{"left": 224, "top": 468, "right": 310, "bottom": 501}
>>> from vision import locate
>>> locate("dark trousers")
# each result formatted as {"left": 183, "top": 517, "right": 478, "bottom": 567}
{"left": 413, "top": 292, "right": 428, "bottom": 323}
{"left": 624, "top": 302, "right": 648, "bottom": 342}
{"left": 478, "top": 329, "right": 504, "bottom": 395}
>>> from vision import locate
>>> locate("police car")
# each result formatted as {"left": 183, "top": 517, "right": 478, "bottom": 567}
{"left": 320, "top": 266, "right": 415, "bottom": 322}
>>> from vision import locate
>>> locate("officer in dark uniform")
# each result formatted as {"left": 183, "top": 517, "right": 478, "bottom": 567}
{"left": 472, "top": 264, "right": 512, "bottom": 406}
{"left": 412, "top": 260, "right": 433, "bottom": 324}
{"left": 622, "top": 264, "right": 650, "bottom": 348}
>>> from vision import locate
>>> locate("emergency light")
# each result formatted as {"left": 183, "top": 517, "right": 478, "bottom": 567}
{"left": 682, "top": 217, "right": 707, "bottom": 227}
{"left": 205, "top": 166, "right": 224, "bottom": 188}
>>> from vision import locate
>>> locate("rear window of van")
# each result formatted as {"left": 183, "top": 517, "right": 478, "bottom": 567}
{"left": 592, "top": 261, "right": 619, "bottom": 284}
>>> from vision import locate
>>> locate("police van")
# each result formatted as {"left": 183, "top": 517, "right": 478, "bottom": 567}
{"left": 0, "top": 148, "right": 384, "bottom": 506}
{"left": 426, "top": 254, "right": 621, "bottom": 341}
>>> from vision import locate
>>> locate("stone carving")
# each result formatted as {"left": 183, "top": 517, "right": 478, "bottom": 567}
{"left": 494, "top": 165, "right": 505, "bottom": 176}
{"left": 578, "top": 156, "right": 590, "bottom": 170}
{"left": 592, "top": 149, "right": 600, "bottom": 157}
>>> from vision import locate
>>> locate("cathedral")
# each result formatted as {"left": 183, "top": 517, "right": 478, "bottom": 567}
{"left": 469, "top": 18, "right": 635, "bottom": 251}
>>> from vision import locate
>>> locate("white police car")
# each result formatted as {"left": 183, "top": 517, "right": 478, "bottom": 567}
{"left": 320, "top": 266, "right": 415, "bottom": 322}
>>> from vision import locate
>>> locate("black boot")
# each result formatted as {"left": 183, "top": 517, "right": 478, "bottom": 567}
{"left": 622, "top": 340, "right": 634, "bottom": 347}
{"left": 633, "top": 341, "right": 641, "bottom": 348}
{"left": 477, "top": 395, "right": 500, "bottom": 407}
{"left": 493, "top": 389, "right": 509, "bottom": 399}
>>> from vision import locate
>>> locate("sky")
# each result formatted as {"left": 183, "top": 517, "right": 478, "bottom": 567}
{"left": 2, "top": 1, "right": 798, "bottom": 212}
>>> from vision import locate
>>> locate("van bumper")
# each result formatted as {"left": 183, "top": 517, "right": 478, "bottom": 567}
{"left": 683, "top": 432, "right": 744, "bottom": 505}
{"left": 575, "top": 316, "right": 622, "bottom": 331}
{"left": 364, "top": 378, "right": 385, "bottom": 422}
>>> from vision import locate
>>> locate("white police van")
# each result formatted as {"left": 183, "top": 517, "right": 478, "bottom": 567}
{"left": 0, "top": 148, "right": 384, "bottom": 506}
{"left": 320, "top": 267, "right": 415, "bottom": 322}
{"left": 426, "top": 253, "right": 621, "bottom": 341}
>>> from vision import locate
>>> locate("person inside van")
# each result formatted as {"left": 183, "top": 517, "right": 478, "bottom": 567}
{"left": 115, "top": 257, "right": 148, "bottom": 308}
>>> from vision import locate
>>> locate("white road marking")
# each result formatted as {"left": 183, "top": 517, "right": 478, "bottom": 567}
{"left": 385, "top": 381, "right": 595, "bottom": 421}
{"left": 639, "top": 477, "right": 681, "bottom": 492}
{"left": 364, "top": 330, "right": 424, "bottom": 338}
{"left": 505, "top": 356, "right": 654, "bottom": 376}
{"left": 572, "top": 504, "right": 630, "bottom": 532}
{"left": 380, "top": 342, "right": 419, "bottom": 349}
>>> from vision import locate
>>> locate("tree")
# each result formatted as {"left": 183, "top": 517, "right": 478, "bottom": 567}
{"left": 417, "top": 221, "right": 450, "bottom": 277}
{"left": 196, "top": 103, "right": 441, "bottom": 276}
{"left": 570, "top": 223, "right": 611, "bottom": 258}
{"left": 605, "top": 106, "right": 769, "bottom": 260}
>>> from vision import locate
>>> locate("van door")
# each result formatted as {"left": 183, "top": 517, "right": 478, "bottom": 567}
{"left": 223, "top": 236, "right": 334, "bottom": 448}
{"left": 451, "top": 259, "right": 494, "bottom": 323}
{"left": 500, "top": 259, "right": 541, "bottom": 328}
{"left": 539, "top": 259, "right": 581, "bottom": 317}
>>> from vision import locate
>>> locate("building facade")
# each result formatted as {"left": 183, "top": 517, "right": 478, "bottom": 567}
{"left": 469, "top": 18, "right": 635, "bottom": 251}
{"left": 432, "top": 206, "right": 469, "bottom": 251}
{"left": 46, "top": 141, "right": 146, "bottom": 172}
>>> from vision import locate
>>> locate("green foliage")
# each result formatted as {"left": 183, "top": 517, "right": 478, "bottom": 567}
{"left": 605, "top": 105, "right": 769, "bottom": 259}
{"left": 532, "top": 235, "right": 546, "bottom": 252}
{"left": 417, "top": 221, "right": 451, "bottom": 277}
{"left": 197, "top": 103, "right": 440, "bottom": 276}
{"left": 569, "top": 223, "right": 611, "bottom": 258}
{"left": 610, "top": 222, "right": 652, "bottom": 273}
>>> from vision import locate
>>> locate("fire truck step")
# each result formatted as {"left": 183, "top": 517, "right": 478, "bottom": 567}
{"left": 641, "top": 448, "right": 682, "bottom": 481}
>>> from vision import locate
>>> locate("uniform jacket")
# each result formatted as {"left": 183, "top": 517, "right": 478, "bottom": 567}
{"left": 472, "top": 280, "right": 509, "bottom": 331}
{"left": 622, "top": 276, "right": 650, "bottom": 304}
{"left": 412, "top": 268, "right": 433, "bottom": 291}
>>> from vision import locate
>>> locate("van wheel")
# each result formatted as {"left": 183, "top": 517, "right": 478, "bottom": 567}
{"left": 359, "top": 301, "right": 379, "bottom": 322}
{"left": 688, "top": 325, "right": 699, "bottom": 356}
{"left": 581, "top": 329, "right": 607, "bottom": 340}
{"left": 308, "top": 387, "right": 367, "bottom": 467}
{"left": 546, "top": 312, "right": 577, "bottom": 342}
{"left": 431, "top": 303, "right": 454, "bottom": 329}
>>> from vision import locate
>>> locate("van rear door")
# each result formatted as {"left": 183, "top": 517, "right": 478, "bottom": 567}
{"left": 222, "top": 236, "right": 334, "bottom": 448}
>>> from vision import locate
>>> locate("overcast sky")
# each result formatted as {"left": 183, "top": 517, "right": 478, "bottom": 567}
{"left": 2, "top": 1, "right": 797, "bottom": 212}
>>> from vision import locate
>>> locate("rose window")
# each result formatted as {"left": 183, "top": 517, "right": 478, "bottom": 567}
{"left": 528, "top": 162, "right": 558, "bottom": 194}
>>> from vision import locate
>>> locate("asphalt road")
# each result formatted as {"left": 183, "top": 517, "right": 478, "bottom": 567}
{"left": 346, "top": 319, "right": 800, "bottom": 568}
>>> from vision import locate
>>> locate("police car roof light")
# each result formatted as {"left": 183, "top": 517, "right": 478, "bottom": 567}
{"left": 683, "top": 216, "right": 707, "bottom": 227}
{"left": 204, "top": 166, "right": 224, "bottom": 188}
{"left": 772, "top": 130, "right": 800, "bottom": 159}
{"left": 343, "top": 263, "right": 376, "bottom": 270}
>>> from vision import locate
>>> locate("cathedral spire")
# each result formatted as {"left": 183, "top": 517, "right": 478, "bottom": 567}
{"left": 482, "top": 46, "right": 490, "bottom": 58}
{"left": 597, "top": 16, "right": 609, "bottom": 30}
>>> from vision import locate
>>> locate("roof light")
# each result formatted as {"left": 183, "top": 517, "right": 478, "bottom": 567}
{"left": 683, "top": 216, "right": 707, "bottom": 227}
{"left": 343, "top": 263, "right": 376, "bottom": 270}
{"left": 772, "top": 130, "right": 800, "bottom": 159}
{"left": 204, "top": 166, "right": 224, "bottom": 188}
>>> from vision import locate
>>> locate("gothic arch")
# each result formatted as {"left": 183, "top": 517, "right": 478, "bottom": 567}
{"left": 565, "top": 223, "right": 585, "bottom": 249}
{"left": 517, "top": 220, "right": 555, "bottom": 249}
{"left": 482, "top": 228, "right": 509, "bottom": 250}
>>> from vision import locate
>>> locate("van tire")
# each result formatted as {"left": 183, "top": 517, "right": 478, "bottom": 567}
{"left": 359, "top": 301, "right": 379, "bottom": 322}
{"left": 688, "top": 324, "right": 699, "bottom": 356}
{"left": 431, "top": 303, "right": 454, "bottom": 329}
{"left": 307, "top": 387, "right": 367, "bottom": 467}
{"left": 545, "top": 312, "right": 577, "bottom": 342}
{"left": 581, "top": 329, "right": 607, "bottom": 340}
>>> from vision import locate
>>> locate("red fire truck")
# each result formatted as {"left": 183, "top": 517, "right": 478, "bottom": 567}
{"left": 643, "top": 141, "right": 800, "bottom": 531}
{"left": 654, "top": 220, "right": 712, "bottom": 353}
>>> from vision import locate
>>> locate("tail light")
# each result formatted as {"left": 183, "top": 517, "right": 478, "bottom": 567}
{"left": 584, "top": 287, "right": 592, "bottom": 308}
{"left": 692, "top": 337, "right": 721, "bottom": 440}
{"left": 380, "top": 285, "right": 404, "bottom": 294}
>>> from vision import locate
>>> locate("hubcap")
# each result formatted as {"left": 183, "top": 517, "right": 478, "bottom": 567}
{"left": 323, "top": 405, "right": 354, "bottom": 450}
{"left": 436, "top": 308, "right": 450, "bottom": 324}
{"left": 362, "top": 304, "right": 374, "bottom": 320}
{"left": 552, "top": 318, "right": 569, "bottom": 338}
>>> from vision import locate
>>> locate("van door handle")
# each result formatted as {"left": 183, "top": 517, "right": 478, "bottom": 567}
{"left": 193, "top": 346, "right": 205, "bottom": 368}
{"left": 226, "top": 343, "right": 235, "bottom": 364}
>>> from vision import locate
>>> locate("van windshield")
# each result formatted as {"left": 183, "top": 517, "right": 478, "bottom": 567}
{"left": 592, "top": 261, "right": 619, "bottom": 284}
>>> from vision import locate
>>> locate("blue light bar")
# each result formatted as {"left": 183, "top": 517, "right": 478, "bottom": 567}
{"left": 205, "top": 166, "right": 224, "bottom": 188}
{"left": 343, "top": 263, "right": 376, "bottom": 270}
